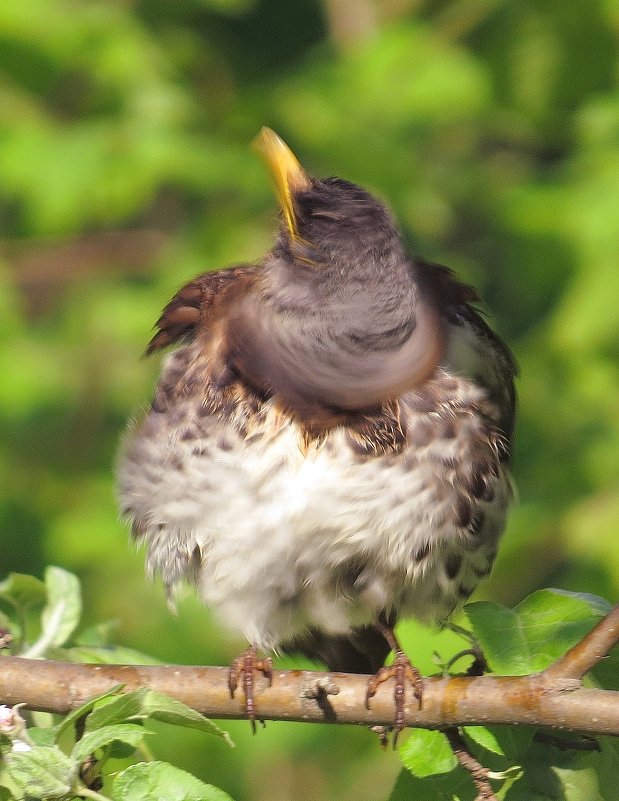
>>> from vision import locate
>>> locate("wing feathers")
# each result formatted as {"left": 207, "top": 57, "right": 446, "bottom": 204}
{"left": 145, "top": 265, "right": 257, "bottom": 355}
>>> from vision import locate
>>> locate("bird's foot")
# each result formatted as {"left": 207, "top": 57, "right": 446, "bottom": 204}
{"left": 228, "top": 646, "right": 273, "bottom": 733}
{"left": 366, "top": 617, "right": 423, "bottom": 747}
{"left": 365, "top": 649, "right": 423, "bottom": 746}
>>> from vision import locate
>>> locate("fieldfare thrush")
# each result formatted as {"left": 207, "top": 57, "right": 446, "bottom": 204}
{"left": 118, "top": 128, "right": 517, "bottom": 738}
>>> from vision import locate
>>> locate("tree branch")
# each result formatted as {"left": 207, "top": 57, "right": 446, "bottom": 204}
{"left": 544, "top": 603, "right": 619, "bottom": 680}
{"left": 1, "top": 606, "right": 618, "bottom": 735}
{"left": 0, "top": 661, "right": 615, "bottom": 735}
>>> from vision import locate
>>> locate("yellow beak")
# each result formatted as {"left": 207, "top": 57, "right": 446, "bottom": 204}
{"left": 253, "top": 127, "right": 311, "bottom": 238}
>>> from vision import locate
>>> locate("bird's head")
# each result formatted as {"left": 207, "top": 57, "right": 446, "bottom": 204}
{"left": 254, "top": 127, "right": 404, "bottom": 277}
{"left": 221, "top": 128, "right": 444, "bottom": 415}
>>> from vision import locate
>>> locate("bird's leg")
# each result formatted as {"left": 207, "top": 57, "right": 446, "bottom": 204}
{"left": 228, "top": 645, "right": 273, "bottom": 733}
{"left": 365, "top": 620, "right": 423, "bottom": 746}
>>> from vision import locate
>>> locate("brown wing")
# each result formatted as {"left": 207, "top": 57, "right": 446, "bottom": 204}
{"left": 414, "top": 258, "right": 481, "bottom": 308}
{"left": 145, "top": 264, "right": 258, "bottom": 355}
{"left": 413, "top": 258, "right": 518, "bottom": 444}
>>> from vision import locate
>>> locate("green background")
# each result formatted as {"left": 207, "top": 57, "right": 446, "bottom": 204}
{"left": 1, "top": 1, "right": 618, "bottom": 799}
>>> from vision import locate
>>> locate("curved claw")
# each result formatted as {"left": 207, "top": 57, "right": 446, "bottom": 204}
{"left": 228, "top": 646, "right": 273, "bottom": 733}
{"left": 366, "top": 649, "right": 423, "bottom": 748}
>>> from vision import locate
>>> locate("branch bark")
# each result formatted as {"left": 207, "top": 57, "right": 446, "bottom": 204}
{"left": 0, "top": 660, "right": 616, "bottom": 735}
{"left": 1, "top": 606, "right": 618, "bottom": 735}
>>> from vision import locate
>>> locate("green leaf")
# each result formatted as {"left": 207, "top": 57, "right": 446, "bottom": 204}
{"left": 6, "top": 746, "right": 76, "bottom": 799}
{"left": 399, "top": 729, "right": 458, "bottom": 778}
{"left": 107, "top": 738, "right": 142, "bottom": 760}
{"left": 112, "top": 761, "right": 235, "bottom": 801}
{"left": 0, "top": 761, "right": 22, "bottom": 801}
{"left": 0, "top": 609, "right": 14, "bottom": 632}
{"left": 74, "top": 620, "right": 119, "bottom": 647}
{"left": 505, "top": 737, "right": 619, "bottom": 801}
{"left": 71, "top": 723, "right": 145, "bottom": 763}
{"left": 29, "top": 711, "right": 56, "bottom": 730}
{"left": 463, "top": 725, "right": 535, "bottom": 759}
{"left": 141, "top": 691, "right": 234, "bottom": 745}
{"left": 463, "top": 725, "right": 506, "bottom": 755}
{"left": 28, "top": 727, "right": 58, "bottom": 747}
{"left": 0, "top": 574, "right": 46, "bottom": 609}
{"left": 55, "top": 684, "right": 125, "bottom": 741}
{"left": 41, "top": 566, "right": 82, "bottom": 648}
{"left": 84, "top": 688, "right": 149, "bottom": 731}
{"left": 592, "top": 644, "right": 619, "bottom": 690}
{"left": 387, "top": 766, "right": 476, "bottom": 801}
{"left": 85, "top": 689, "right": 233, "bottom": 746}
{"left": 464, "top": 589, "right": 610, "bottom": 675}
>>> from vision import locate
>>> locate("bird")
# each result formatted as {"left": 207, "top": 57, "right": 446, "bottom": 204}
{"left": 118, "top": 127, "right": 516, "bottom": 739}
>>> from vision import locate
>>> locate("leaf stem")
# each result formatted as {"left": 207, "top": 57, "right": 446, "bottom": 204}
{"left": 76, "top": 785, "right": 113, "bottom": 801}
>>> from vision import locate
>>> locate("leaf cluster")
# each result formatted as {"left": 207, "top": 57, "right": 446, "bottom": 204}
{"left": 0, "top": 685, "right": 233, "bottom": 801}
{"left": 0, "top": 567, "right": 235, "bottom": 799}
{"left": 0, "top": 567, "right": 158, "bottom": 666}
{"left": 392, "top": 589, "right": 619, "bottom": 800}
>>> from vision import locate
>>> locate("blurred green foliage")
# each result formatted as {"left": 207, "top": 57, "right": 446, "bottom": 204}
{"left": 0, "top": 1, "right": 618, "bottom": 799}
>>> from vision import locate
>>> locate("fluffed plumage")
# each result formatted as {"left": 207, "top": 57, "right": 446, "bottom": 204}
{"left": 118, "top": 128, "right": 516, "bottom": 708}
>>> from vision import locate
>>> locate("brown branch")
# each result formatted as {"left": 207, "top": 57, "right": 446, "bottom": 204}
{"left": 0, "top": 657, "right": 618, "bottom": 735}
{"left": 1, "top": 606, "right": 618, "bottom": 734}
{"left": 445, "top": 727, "right": 498, "bottom": 801}
{"left": 544, "top": 604, "right": 619, "bottom": 680}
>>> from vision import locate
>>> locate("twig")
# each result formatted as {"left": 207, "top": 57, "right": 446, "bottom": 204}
{"left": 76, "top": 785, "right": 112, "bottom": 801}
{"left": 445, "top": 727, "right": 498, "bottom": 801}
